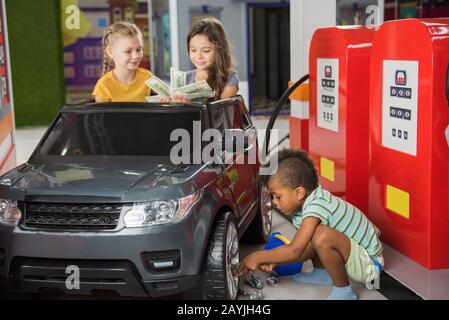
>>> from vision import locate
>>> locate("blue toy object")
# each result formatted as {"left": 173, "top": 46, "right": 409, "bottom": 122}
{"left": 264, "top": 232, "right": 303, "bottom": 276}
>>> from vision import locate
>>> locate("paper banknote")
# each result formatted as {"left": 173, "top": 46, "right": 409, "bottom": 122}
{"left": 145, "top": 95, "right": 162, "bottom": 102}
{"left": 181, "top": 90, "right": 216, "bottom": 100}
{"left": 173, "top": 80, "right": 212, "bottom": 95}
{"left": 170, "top": 67, "right": 186, "bottom": 92}
{"left": 146, "top": 69, "right": 214, "bottom": 101}
{"left": 146, "top": 76, "right": 170, "bottom": 97}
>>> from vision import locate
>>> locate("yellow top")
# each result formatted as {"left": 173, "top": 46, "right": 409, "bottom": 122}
{"left": 92, "top": 68, "right": 152, "bottom": 102}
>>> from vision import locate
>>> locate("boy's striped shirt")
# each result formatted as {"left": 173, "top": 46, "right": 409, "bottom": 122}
{"left": 292, "top": 185, "right": 383, "bottom": 258}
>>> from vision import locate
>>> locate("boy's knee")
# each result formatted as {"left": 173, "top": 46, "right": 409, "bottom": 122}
{"left": 311, "top": 225, "right": 332, "bottom": 250}
{"left": 311, "top": 226, "right": 327, "bottom": 248}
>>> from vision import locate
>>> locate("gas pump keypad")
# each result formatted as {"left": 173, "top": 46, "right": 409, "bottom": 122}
{"left": 322, "top": 79, "right": 335, "bottom": 88}
{"left": 390, "top": 107, "right": 411, "bottom": 120}
{"left": 322, "top": 95, "right": 335, "bottom": 105}
{"left": 390, "top": 86, "right": 412, "bottom": 99}
{"left": 382, "top": 60, "right": 418, "bottom": 156}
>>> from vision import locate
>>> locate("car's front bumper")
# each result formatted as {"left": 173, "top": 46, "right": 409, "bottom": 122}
{"left": 0, "top": 210, "right": 210, "bottom": 297}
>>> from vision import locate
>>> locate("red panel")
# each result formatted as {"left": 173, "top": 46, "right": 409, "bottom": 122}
{"left": 369, "top": 19, "right": 449, "bottom": 269}
{"left": 289, "top": 116, "right": 308, "bottom": 152}
{"left": 0, "top": 145, "right": 16, "bottom": 176}
{"left": 308, "top": 27, "right": 375, "bottom": 215}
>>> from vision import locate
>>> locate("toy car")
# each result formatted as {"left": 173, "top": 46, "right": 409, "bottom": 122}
{"left": 0, "top": 97, "right": 272, "bottom": 299}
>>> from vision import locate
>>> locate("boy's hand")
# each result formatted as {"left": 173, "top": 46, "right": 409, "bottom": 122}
{"left": 238, "top": 253, "right": 261, "bottom": 274}
{"left": 260, "top": 263, "right": 276, "bottom": 273}
{"left": 237, "top": 252, "right": 276, "bottom": 274}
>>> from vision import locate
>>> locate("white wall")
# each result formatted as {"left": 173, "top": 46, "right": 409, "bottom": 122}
{"left": 290, "top": 0, "right": 336, "bottom": 119}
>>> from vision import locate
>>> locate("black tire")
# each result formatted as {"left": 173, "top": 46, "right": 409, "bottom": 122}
{"left": 242, "top": 183, "right": 273, "bottom": 243}
{"left": 202, "top": 212, "right": 240, "bottom": 300}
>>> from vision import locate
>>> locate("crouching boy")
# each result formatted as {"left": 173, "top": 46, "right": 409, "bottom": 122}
{"left": 239, "top": 149, "right": 383, "bottom": 300}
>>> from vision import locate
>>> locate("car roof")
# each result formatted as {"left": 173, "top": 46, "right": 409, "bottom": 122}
{"left": 60, "top": 96, "right": 245, "bottom": 113}
{"left": 60, "top": 102, "right": 207, "bottom": 113}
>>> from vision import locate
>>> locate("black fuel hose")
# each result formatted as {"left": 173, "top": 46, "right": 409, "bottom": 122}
{"left": 263, "top": 74, "right": 309, "bottom": 156}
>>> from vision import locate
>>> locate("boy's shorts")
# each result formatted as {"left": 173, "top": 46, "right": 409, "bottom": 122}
{"left": 345, "top": 238, "right": 384, "bottom": 283}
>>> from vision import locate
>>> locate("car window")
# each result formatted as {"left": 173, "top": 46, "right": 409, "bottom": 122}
{"left": 39, "top": 111, "right": 201, "bottom": 157}
{"left": 239, "top": 103, "right": 252, "bottom": 129}
{"left": 210, "top": 106, "right": 229, "bottom": 134}
{"left": 211, "top": 103, "right": 244, "bottom": 132}
{"left": 226, "top": 104, "right": 244, "bottom": 130}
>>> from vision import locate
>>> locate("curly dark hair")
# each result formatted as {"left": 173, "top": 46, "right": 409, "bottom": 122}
{"left": 261, "top": 148, "right": 319, "bottom": 193}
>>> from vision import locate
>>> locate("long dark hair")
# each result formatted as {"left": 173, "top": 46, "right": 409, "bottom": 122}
{"left": 187, "top": 18, "right": 235, "bottom": 98}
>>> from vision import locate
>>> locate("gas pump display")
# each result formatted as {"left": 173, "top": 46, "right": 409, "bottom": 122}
{"left": 382, "top": 60, "right": 419, "bottom": 156}
{"left": 317, "top": 58, "right": 339, "bottom": 132}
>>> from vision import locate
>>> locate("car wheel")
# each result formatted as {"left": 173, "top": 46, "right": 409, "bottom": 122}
{"left": 242, "top": 183, "right": 273, "bottom": 243}
{"left": 202, "top": 212, "right": 240, "bottom": 300}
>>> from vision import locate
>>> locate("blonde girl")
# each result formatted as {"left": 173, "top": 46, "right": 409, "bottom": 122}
{"left": 93, "top": 21, "right": 152, "bottom": 102}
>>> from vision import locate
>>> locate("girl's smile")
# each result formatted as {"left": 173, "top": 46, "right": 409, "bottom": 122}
{"left": 189, "top": 34, "right": 216, "bottom": 71}
{"left": 107, "top": 35, "right": 144, "bottom": 73}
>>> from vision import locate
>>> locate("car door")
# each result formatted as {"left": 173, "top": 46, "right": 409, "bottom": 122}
{"left": 209, "top": 100, "right": 258, "bottom": 218}
{"left": 233, "top": 100, "right": 259, "bottom": 218}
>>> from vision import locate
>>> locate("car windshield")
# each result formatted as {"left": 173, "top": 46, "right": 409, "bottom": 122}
{"left": 38, "top": 111, "right": 201, "bottom": 157}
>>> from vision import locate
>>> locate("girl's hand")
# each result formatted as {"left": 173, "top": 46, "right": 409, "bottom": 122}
{"left": 159, "top": 96, "right": 189, "bottom": 103}
{"left": 170, "top": 95, "right": 189, "bottom": 103}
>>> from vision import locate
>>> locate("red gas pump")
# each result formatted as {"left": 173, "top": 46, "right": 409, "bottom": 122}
{"left": 369, "top": 19, "right": 449, "bottom": 269}
{"left": 308, "top": 26, "right": 376, "bottom": 215}
{"left": 0, "top": 2, "right": 16, "bottom": 175}
{"left": 0, "top": 112, "right": 16, "bottom": 175}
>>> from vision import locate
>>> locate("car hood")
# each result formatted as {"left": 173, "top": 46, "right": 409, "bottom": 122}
{"left": 0, "top": 162, "right": 220, "bottom": 202}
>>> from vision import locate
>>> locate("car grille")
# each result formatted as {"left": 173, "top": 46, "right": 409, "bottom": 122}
{"left": 23, "top": 203, "right": 123, "bottom": 230}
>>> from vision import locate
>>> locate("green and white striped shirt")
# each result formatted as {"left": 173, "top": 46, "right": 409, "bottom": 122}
{"left": 292, "top": 185, "right": 383, "bottom": 258}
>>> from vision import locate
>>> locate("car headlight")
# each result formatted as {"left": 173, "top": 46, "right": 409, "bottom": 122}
{"left": 123, "top": 190, "right": 203, "bottom": 228}
{"left": 0, "top": 199, "right": 22, "bottom": 225}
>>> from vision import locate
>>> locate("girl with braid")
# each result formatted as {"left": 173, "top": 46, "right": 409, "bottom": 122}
{"left": 92, "top": 21, "right": 152, "bottom": 102}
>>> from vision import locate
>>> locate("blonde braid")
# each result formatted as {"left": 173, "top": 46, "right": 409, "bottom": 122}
{"left": 101, "top": 28, "right": 113, "bottom": 75}
{"left": 102, "top": 49, "right": 110, "bottom": 75}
